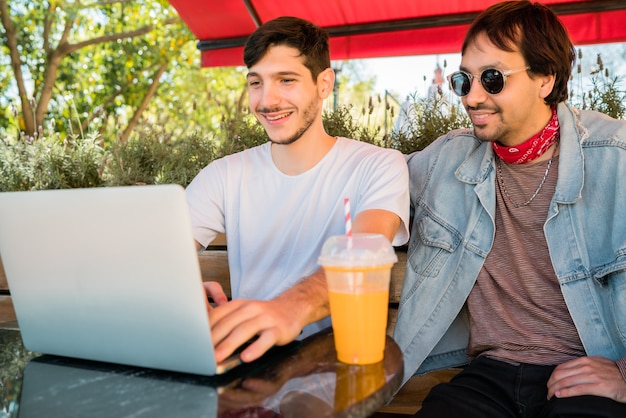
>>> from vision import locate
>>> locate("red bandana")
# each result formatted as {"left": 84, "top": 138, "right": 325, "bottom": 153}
{"left": 492, "top": 107, "right": 560, "bottom": 164}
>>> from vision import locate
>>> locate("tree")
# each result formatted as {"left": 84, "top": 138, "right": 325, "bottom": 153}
{"left": 140, "top": 43, "right": 250, "bottom": 141}
{"left": 0, "top": 0, "right": 191, "bottom": 138}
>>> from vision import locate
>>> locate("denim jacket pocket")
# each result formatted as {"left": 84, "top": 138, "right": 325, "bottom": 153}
{"left": 591, "top": 264, "right": 626, "bottom": 344}
{"left": 408, "top": 210, "right": 462, "bottom": 277}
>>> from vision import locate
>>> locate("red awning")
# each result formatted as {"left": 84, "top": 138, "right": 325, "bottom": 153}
{"left": 167, "top": 0, "right": 626, "bottom": 67}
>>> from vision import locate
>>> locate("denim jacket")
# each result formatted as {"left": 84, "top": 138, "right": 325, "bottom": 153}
{"left": 394, "top": 103, "right": 626, "bottom": 385}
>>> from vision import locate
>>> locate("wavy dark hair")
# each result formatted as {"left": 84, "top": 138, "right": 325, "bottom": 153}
{"left": 462, "top": 1, "right": 575, "bottom": 106}
{"left": 243, "top": 16, "right": 330, "bottom": 81}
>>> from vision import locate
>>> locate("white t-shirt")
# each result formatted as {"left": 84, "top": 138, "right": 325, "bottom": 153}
{"left": 186, "top": 137, "right": 409, "bottom": 336}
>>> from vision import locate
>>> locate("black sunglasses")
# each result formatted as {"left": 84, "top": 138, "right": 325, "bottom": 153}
{"left": 447, "top": 66, "right": 530, "bottom": 96}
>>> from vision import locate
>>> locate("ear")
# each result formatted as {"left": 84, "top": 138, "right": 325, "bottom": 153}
{"left": 538, "top": 73, "right": 556, "bottom": 100}
{"left": 317, "top": 68, "right": 335, "bottom": 99}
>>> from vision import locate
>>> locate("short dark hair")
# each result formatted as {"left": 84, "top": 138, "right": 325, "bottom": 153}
{"left": 243, "top": 16, "right": 331, "bottom": 81}
{"left": 462, "top": 1, "right": 575, "bottom": 105}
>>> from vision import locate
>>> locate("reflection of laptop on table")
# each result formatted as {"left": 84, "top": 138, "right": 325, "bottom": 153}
{"left": 20, "top": 356, "right": 219, "bottom": 418}
{"left": 0, "top": 185, "right": 239, "bottom": 375}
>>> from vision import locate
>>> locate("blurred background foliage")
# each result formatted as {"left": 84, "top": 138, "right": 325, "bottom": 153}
{"left": 1, "top": 0, "right": 625, "bottom": 192}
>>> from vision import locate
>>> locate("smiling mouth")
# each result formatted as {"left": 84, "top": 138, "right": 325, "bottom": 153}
{"left": 263, "top": 111, "right": 292, "bottom": 122}
{"left": 472, "top": 114, "right": 490, "bottom": 124}
{"left": 469, "top": 109, "right": 496, "bottom": 125}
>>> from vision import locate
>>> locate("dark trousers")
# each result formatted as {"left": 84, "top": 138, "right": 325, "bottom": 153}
{"left": 415, "top": 356, "right": 626, "bottom": 418}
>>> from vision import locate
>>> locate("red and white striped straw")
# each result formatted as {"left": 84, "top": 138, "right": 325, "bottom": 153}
{"left": 343, "top": 197, "right": 352, "bottom": 237}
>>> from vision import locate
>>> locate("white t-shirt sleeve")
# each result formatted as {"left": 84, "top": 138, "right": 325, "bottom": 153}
{"left": 185, "top": 161, "right": 227, "bottom": 248}
{"left": 342, "top": 140, "right": 410, "bottom": 246}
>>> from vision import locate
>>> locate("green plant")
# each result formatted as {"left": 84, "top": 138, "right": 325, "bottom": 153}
{"left": 386, "top": 94, "right": 471, "bottom": 154}
{"left": 323, "top": 104, "right": 382, "bottom": 146}
{"left": 214, "top": 111, "right": 268, "bottom": 158}
{"left": 156, "top": 131, "right": 218, "bottom": 186}
{"left": 569, "top": 51, "right": 626, "bottom": 120}
{"left": 104, "top": 125, "right": 219, "bottom": 187}
{"left": 105, "top": 127, "right": 174, "bottom": 186}
{"left": 1, "top": 55, "right": 624, "bottom": 192}
{"left": 0, "top": 129, "right": 105, "bottom": 192}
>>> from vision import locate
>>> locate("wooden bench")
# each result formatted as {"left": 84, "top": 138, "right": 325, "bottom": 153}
{"left": 0, "top": 260, "right": 14, "bottom": 325}
{"left": 0, "top": 234, "right": 460, "bottom": 415}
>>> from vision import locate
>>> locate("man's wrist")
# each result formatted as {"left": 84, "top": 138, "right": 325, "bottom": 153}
{"left": 274, "top": 269, "right": 329, "bottom": 327}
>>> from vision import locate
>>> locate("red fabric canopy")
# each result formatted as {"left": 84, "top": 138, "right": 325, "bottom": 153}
{"left": 167, "top": 0, "right": 626, "bottom": 67}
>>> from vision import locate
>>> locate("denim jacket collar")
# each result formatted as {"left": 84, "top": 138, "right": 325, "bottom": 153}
{"left": 456, "top": 103, "right": 584, "bottom": 204}
{"left": 553, "top": 103, "right": 584, "bottom": 204}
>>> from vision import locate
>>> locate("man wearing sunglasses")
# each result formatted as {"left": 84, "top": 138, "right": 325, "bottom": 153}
{"left": 395, "top": 1, "right": 626, "bottom": 417}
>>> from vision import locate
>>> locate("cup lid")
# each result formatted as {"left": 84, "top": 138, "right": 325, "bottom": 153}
{"left": 318, "top": 233, "right": 397, "bottom": 267}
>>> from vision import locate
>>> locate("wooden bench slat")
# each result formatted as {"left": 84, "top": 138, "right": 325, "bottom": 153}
{"left": 1, "top": 249, "right": 404, "bottom": 333}
{"left": 0, "top": 295, "right": 16, "bottom": 323}
{"left": 375, "top": 368, "right": 462, "bottom": 415}
{"left": 198, "top": 250, "right": 231, "bottom": 296}
{"left": 196, "top": 248, "right": 405, "bottom": 335}
{"left": 0, "top": 256, "right": 8, "bottom": 291}
{"left": 0, "top": 251, "right": 403, "bottom": 310}
{"left": 197, "top": 249, "right": 406, "bottom": 299}
{"left": 390, "top": 251, "right": 406, "bottom": 305}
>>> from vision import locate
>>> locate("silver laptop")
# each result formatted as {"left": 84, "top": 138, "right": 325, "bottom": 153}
{"left": 0, "top": 184, "right": 238, "bottom": 375}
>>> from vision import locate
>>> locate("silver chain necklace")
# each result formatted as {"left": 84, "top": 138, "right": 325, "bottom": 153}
{"left": 496, "top": 145, "right": 557, "bottom": 208}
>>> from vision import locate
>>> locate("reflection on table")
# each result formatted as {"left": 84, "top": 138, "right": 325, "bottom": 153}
{"left": 0, "top": 326, "right": 403, "bottom": 417}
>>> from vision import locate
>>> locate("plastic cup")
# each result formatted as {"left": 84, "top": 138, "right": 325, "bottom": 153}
{"left": 318, "top": 234, "right": 397, "bottom": 365}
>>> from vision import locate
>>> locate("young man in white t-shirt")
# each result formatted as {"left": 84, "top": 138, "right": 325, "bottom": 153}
{"left": 185, "top": 16, "right": 409, "bottom": 366}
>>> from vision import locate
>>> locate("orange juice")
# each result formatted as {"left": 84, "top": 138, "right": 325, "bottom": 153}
{"left": 319, "top": 234, "right": 397, "bottom": 365}
{"left": 334, "top": 361, "right": 386, "bottom": 412}
{"left": 325, "top": 265, "right": 391, "bottom": 364}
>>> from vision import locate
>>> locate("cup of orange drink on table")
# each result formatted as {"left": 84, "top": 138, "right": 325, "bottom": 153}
{"left": 319, "top": 233, "right": 397, "bottom": 365}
